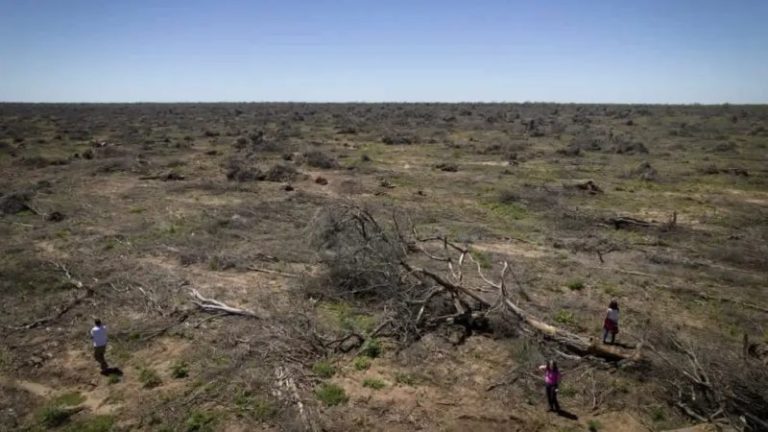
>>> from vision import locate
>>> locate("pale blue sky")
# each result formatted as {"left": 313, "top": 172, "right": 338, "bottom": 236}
{"left": 1, "top": 0, "right": 766, "bottom": 103}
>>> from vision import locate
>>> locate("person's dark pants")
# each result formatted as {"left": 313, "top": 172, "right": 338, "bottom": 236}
{"left": 93, "top": 345, "right": 108, "bottom": 371}
{"left": 545, "top": 384, "right": 560, "bottom": 411}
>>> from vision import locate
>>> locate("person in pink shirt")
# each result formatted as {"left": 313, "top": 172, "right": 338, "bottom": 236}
{"left": 538, "top": 360, "right": 561, "bottom": 412}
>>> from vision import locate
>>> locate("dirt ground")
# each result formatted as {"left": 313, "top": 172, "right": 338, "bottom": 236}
{"left": 0, "top": 103, "right": 766, "bottom": 431}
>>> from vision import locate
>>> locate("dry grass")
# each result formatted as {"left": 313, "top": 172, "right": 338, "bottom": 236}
{"left": 0, "top": 103, "right": 766, "bottom": 431}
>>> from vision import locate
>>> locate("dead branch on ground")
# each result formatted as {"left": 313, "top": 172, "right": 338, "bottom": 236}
{"left": 189, "top": 288, "right": 259, "bottom": 318}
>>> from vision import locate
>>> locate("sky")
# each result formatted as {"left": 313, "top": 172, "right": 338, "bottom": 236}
{"left": 0, "top": 0, "right": 767, "bottom": 103}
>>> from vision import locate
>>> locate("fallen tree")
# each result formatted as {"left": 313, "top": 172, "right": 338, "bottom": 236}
{"left": 309, "top": 203, "right": 640, "bottom": 361}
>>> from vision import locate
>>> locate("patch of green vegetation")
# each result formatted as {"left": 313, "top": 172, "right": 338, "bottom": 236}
{"left": 554, "top": 310, "right": 575, "bottom": 325}
{"left": 482, "top": 201, "right": 528, "bottom": 221}
{"left": 601, "top": 284, "right": 622, "bottom": 297}
{"left": 55, "top": 229, "right": 71, "bottom": 239}
{"left": 353, "top": 356, "right": 371, "bottom": 371}
{"left": 64, "top": 415, "right": 115, "bottom": 432}
{"left": 53, "top": 391, "right": 85, "bottom": 407}
{"left": 558, "top": 384, "right": 577, "bottom": 398}
{"left": 138, "top": 366, "right": 162, "bottom": 389}
{"left": 360, "top": 338, "right": 382, "bottom": 358}
{"left": 394, "top": 372, "right": 420, "bottom": 386}
{"left": 234, "top": 390, "right": 277, "bottom": 421}
{"left": 312, "top": 360, "right": 336, "bottom": 378}
{"left": 587, "top": 419, "right": 602, "bottom": 432}
{"left": 104, "top": 237, "right": 122, "bottom": 250}
{"left": 315, "top": 383, "right": 349, "bottom": 406}
{"left": 471, "top": 250, "right": 492, "bottom": 269}
{"left": 170, "top": 360, "right": 189, "bottom": 379}
{"left": 320, "top": 302, "right": 376, "bottom": 333}
{"left": 107, "top": 374, "right": 120, "bottom": 385}
{"left": 566, "top": 279, "right": 585, "bottom": 291}
{"left": 362, "top": 378, "right": 386, "bottom": 390}
{"left": 650, "top": 405, "right": 666, "bottom": 422}
{"left": 129, "top": 207, "right": 146, "bottom": 214}
{"left": 38, "top": 405, "right": 73, "bottom": 428}
{"left": 0, "top": 348, "right": 8, "bottom": 370}
{"left": 185, "top": 410, "right": 217, "bottom": 432}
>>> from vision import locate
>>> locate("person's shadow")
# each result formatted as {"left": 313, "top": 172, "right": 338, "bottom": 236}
{"left": 556, "top": 409, "right": 578, "bottom": 420}
{"left": 101, "top": 367, "right": 123, "bottom": 376}
{"left": 610, "top": 341, "right": 635, "bottom": 350}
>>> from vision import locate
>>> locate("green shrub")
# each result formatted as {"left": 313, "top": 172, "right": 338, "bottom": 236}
{"left": 235, "top": 391, "right": 277, "bottom": 421}
{"left": 554, "top": 310, "right": 575, "bottom": 325}
{"left": 251, "top": 399, "right": 277, "bottom": 421}
{"left": 38, "top": 406, "right": 73, "bottom": 428}
{"left": 650, "top": 405, "right": 666, "bottom": 422}
{"left": 107, "top": 374, "right": 121, "bottom": 385}
{"left": 53, "top": 391, "right": 85, "bottom": 406}
{"left": 64, "top": 415, "right": 114, "bottom": 432}
{"left": 567, "top": 279, "right": 585, "bottom": 291}
{"left": 362, "top": 378, "right": 386, "bottom": 390}
{"left": 394, "top": 372, "right": 419, "bottom": 386}
{"left": 587, "top": 419, "right": 601, "bottom": 432}
{"left": 185, "top": 410, "right": 217, "bottom": 432}
{"left": 312, "top": 360, "right": 336, "bottom": 378}
{"left": 360, "top": 338, "right": 381, "bottom": 358}
{"left": 315, "top": 383, "right": 348, "bottom": 406}
{"left": 353, "top": 356, "right": 371, "bottom": 371}
{"left": 170, "top": 360, "right": 189, "bottom": 379}
{"left": 472, "top": 250, "right": 492, "bottom": 269}
{"left": 138, "top": 367, "right": 162, "bottom": 388}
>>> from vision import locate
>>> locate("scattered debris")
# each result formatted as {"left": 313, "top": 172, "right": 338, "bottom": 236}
{"left": 382, "top": 135, "right": 413, "bottom": 145}
{"left": 46, "top": 211, "right": 65, "bottom": 222}
{"left": 565, "top": 180, "right": 603, "bottom": 194}
{"left": 435, "top": 162, "right": 459, "bottom": 172}
{"left": 630, "top": 161, "right": 658, "bottom": 181}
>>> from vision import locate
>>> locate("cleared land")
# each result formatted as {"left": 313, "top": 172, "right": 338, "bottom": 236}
{"left": 0, "top": 103, "right": 766, "bottom": 431}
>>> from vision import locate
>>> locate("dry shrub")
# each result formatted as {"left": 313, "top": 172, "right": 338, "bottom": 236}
{"left": 629, "top": 161, "right": 658, "bottom": 181}
{"left": 226, "top": 159, "right": 263, "bottom": 182}
{"left": 0, "top": 191, "right": 32, "bottom": 215}
{"left": 303, "top": 150, "right": 338, "bottom": 169}
{"left": 264, "top": 164, "right": 298, "bottom": 182}
{"left": 308, "top": 204, "right": 405, "bottom": 301}
{"left": 382, "top": 135, "right": 413, "bottom": 145}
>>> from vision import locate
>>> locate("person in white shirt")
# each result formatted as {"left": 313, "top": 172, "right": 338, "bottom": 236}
{"left": 90, "top": 319, "right": 109, "bottom": 372}
{"left": 602, "top": 300, "right": 619, "bottom": 344}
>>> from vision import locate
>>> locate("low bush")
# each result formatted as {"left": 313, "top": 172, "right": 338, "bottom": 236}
{"left": 362, "top": 378, "right": 386, "bottom": 390}
{"left": 315, "top": 383, "right": 349, "bottom": 406}
{"left": 170, "top": 360, "right": 189, "bottom": 379}
{"left": 304, "top": 150, "right": 338, "bottom": 169}
{"left": 312, "top": 360, "right": 336, "bottom": 378}
{"left": 360, "top": 338, "right": 382, "bottom": 358}
{"left": 138, "top": 367, "right": 162, "bottom": 388}
{"left": 38, "top": 406, "right": 73, "bottom": 428}
{"left": 353, "top": 356, "right": 371, "bottom": 370}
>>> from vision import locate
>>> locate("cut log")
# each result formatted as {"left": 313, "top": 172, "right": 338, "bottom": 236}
{"left": 500, "top": 296, "right": 639, "bottom": 361}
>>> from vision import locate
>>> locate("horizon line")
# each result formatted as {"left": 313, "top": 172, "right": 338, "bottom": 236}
{"left": 1, "top": 100, "right": 767, "bottom": 106}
